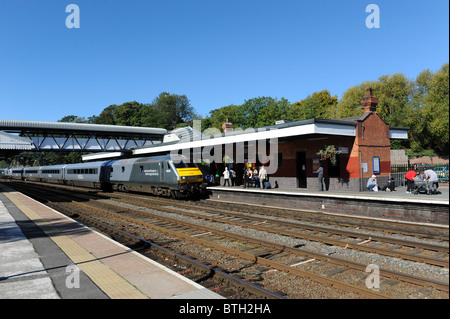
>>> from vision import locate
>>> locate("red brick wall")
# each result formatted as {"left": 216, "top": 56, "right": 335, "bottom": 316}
{"left": 349, "top": 112, "right": 391, "bottom": 179}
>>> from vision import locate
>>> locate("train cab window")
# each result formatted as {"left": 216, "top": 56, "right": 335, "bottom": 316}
{"left": 173, "top": 161, "right": 196, "bottom": 169}
{"left": 167, "top": 163, "right": 171, "bottom": 170}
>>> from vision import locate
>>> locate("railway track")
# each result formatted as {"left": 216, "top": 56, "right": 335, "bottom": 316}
{"left": 3, "top": 181, "right": 449, "bottom": 299}
{"left": 102, "top": 192, "right": 449, "bottom": 268}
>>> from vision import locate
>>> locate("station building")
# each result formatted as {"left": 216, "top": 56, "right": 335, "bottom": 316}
{"left": 84, "top": 88, "right": 408, "bottom": 192}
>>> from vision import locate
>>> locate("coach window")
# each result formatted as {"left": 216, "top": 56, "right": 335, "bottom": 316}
{"left": 122, "top": 167, "right": 125, "bottom": 173}
{"left": 140, "top": 166, "right": 144, "bottom": 172}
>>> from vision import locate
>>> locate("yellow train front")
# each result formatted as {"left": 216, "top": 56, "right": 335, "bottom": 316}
{"left": 173, "top": 161, "right": 205, "bottom": 197}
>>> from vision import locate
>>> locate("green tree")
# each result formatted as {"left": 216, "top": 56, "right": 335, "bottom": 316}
{"left": 149, "top": 92, "right": 195, "bottom": 130}
{"left": 289, "top": 90, "right": 338, "bottom": 120}
{"left": 334, "top": 81, "right": 377, "bottom": 118}
{"left": 113, "top": 101, "right": 144, "bottom": 126}
{"left": 207, "top": 104, "right": 240, "bottom": 132}
{"left": 376, "top": 73, "right": 413, "bottom": 127}
{"left": 235, "top": 96, "right": 290, "bottom": 129}
{"left": 411, "top": 63, "right": 449, "bottom": 154}
{"left": 94, "top": 105, "right": 117, "bottom": 125}
{"left": 334, "top": 74, "right": 413, "bottom": 126}
{"left": 58, "top": 115, "right": 88, "bottom": 123}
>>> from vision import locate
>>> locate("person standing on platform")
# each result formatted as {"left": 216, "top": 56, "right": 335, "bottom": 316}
{"left": 424, "top": 169, "right": 439, "bottom": 194}
{"left": 243, "top": 167, "right": 252, "bottom": 188}
{"left": 229, "top": 167, "right": 236, "bottom": 186}
{"left": 404, "top": 170, "right": 417, "bottom": 193}
{"left": 253, "top": 167, "right": 259, "bottom": 188}
{"left": 313, "top": 164, "right": 324, "bottom": 191}
{"left": 223, "top": 167, "right": 231, "bottom": 187}
{"left": 259, "top": 165, "right": 267, "bottom": 189}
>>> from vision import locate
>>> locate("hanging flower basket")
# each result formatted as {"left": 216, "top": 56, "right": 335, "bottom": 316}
{"left": 317, "top": 145, "right": 338, "bottom": 165}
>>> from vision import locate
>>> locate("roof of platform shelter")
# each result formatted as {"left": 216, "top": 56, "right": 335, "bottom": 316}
{"left": 131, "top": 116, "right": 409, "bottom": 156}
{"left": 132, "top": 118, "right": 358, "bottom": 156}
{"left": 0, "top": 131, "right": 33, "bottom": 150}
{"left": 0, "top": 119, "right": 167, "bottom": 136}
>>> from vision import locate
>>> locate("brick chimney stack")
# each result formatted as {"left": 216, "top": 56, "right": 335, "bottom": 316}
{"left": 361, "top": 87, "right": 379, "bottom": 113}
{"left": 222, "top": 118, "right": 233, "bottom": 133}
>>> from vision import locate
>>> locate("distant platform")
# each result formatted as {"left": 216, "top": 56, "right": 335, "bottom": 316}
{"left": 207, "top": 185, "right": 449, "bottom": 226}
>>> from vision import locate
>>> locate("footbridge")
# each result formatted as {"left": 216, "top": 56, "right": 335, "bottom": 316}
{"left": 0, "top": 119, "right": 167, "bottom": 159}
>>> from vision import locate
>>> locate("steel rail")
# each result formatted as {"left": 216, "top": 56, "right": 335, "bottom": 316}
{"left": 101, "top": 190, "right": 449, "bottom": 242}
{"left": 6, "top": 182, "right": 448, "bottom": 296}
{"left": 83, "top": 199, "right": 448, "bottom": 293}
{"left": 7, "top": 183, "right": 286, "bottom": 299}
{"left": 108, "top": 196, "right": 449, "bottom": 268}
{"left": 59, "top": 203, "right": 287, "bottom": 299}
{"left": 70, "top": 200, "right": 392, "bottom": 299}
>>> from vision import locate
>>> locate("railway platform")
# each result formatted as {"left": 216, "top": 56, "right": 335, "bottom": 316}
{"left": 0, "top": 184, "right": 223, "bottom": 299}
{"left": 207, "top": 184, "right": 449, "bottom": 226}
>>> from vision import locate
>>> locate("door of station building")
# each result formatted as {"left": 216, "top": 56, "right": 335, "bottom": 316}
{"left": 296, "top": 151, "right": 307, "bottom": 188}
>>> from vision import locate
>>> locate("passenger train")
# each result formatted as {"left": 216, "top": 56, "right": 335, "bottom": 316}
{"left": 0, "top": 155, "right": 206, "bottom": 198}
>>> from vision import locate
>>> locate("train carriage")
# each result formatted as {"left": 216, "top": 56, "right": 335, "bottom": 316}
{"left": 23, "top": 167, "right": 42, "bottom": 182}
{"left": 3, "top": 168, "right": 12, "bottom": 179}
{"left": 64, "top": 161, "right": 108, "bottom": 189}
{"left": 10, "top": 168, "right": 24, "bottom": 180}
{"left": 40, "top": 165, "right": 66, "bottom": 184}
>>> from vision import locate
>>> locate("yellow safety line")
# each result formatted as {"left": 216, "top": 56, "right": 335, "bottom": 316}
{"left": 2, "top": 192, "right": 148, "bottom": 299}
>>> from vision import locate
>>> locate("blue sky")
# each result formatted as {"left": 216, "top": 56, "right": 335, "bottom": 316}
{"left": 0, "top": 0, "right": 448, "bottom": 123}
